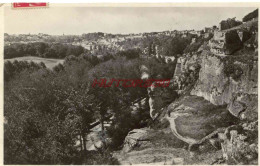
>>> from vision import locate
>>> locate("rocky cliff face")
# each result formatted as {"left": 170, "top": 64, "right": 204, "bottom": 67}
{"left": 191, "top": 51, "right": 257, "bottom": 107}
{"left": 119, "top": 18, "right": 258, "bottom": 165}
{"left": 169, "top": 34, "right": 258, "bottom": 163}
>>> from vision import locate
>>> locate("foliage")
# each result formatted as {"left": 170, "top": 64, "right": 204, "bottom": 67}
{"left": 143, "top": 56, "right": 177, "bottom": 79}
{"left": 162, "top": 35, "right": 190, "bottom": 56}
{"left": 4, "top": 60, "right": 46, "bottom": 82}
{"left": 222, "top": 52, "right": 255, "bottom": 80}
{"left": 184, "top": 35, "right": 213, "bottom": 54}
{"left": 4, "top": 42, "right": 85, "bottom": 59}
{"left": 4, "top": 59, "right": 97, "bottom": 164}
{"left": 4, "top": 54, "right": 155, "bottom": 164}
{"left": 243, "top": 9, "right": 258, "bottom": 22}
{"left": 82, "top": 32, "right": 105, "bottom": 41}
{"left": 116, "top": 48, "right": 141, "bottom": 59}
{"left": 184, "top": 39, "right": 203, "bottom": 53}
{"left": 4, "top": 32, "right": 190, "bottom": 164}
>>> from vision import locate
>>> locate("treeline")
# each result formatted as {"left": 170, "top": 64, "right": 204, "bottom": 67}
{"left": 4, "top": 42, "right": 85, "bottom": 59}
{"left": 4, "top": 60, "right": 46, "bottom": 82}
{"left": 82, "top": 32, "right": 106, "bottom": 41}
{"left": 4, "top": 34, "right": 83, "bottom": 43}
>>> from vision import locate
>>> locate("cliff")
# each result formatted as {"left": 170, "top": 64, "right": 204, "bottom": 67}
{"left": 118, "top": 15, "right": 258, "bottom": 165}
{"left": 167, "top": 26, "right": 258, "bottom": 164}
{"left": 190, "top": 50, "right": 258, "bottom": 121}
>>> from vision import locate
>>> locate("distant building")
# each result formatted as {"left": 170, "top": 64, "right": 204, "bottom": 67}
{"left": 204, "top": 27, "right": 214, "bottom": 33}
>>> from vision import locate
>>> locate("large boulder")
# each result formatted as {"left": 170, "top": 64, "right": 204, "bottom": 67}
{"left": 122, "top": 128, "right": 151, "bottom": 152}
{"left": 166, "top": 95, "right": 238, "bottom": 144}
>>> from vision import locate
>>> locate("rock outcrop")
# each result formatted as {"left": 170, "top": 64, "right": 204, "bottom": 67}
{"left": 227, "top": 93, "right": 258, "bottom": 122}
{"left": 173, "top": 54, "right": 201, "bottom": 93}
{"left": 148, "top": 80, "right": 178, "bottom": 119}
{"left": 122, "top": 128, "right": 151, "bottom": 153}
{"left": 220, "top": 121, "right": 258, "bottom": 165}
{"left": 190, "top": 51, "right": 257, "bottom": 106}
{"left": 166, "top": 95, "right": 238, "bottom": 145}
{"left": 120, "top": 13, "right": 258, "bottom": 165}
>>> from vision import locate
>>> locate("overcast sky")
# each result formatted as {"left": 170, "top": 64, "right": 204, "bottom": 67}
{"left": 4, "top": 7, "right": 256, "bottom": 35}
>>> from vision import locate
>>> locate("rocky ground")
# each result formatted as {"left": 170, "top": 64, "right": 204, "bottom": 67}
{"left": 113, "top": 128, "right": 226, "bottom": 165}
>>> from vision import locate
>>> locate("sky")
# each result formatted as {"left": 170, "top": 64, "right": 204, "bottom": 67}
{"left": 4, "top": 7, "right": 257, "bottom": 35}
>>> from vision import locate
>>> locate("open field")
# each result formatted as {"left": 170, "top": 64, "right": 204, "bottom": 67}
{"left": 5, "top": 56, "right": 64, "bottom": 69}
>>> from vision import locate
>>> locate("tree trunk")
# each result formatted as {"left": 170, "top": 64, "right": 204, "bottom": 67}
{"left": 101, "top": 116, "right": 104, "bottom": 131}
{"left": 81, "top": 130, "right": 87, "bottom": 151}
{"left": 79, "top": 134, "right": 83, "bottom": 152}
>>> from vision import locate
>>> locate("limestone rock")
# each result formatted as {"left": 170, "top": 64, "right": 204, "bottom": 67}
{"left": 191, "top": 52, "right": 257, "bottom": 105}
{"left": 122, "top": 128, "right": 151, "bottom": 152}
{"left": 227, "top": 93, "right": 258, "bottom": 122}
{"left": 221, "top": 122, "right": 258, "bottom": 165}
{"left": 172, "top": 54, "right": 201, "bottom": 92}
{"left": 166, "top": 95, "right": 238, "bottom": 144}
{"left": 148, "top": 80, "right": 178, "bottom": 119}
{"left": 171, "top": 157, "right": 184, "bottom": 165}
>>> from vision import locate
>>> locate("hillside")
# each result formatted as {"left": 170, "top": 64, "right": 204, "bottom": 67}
{"left": 113, "top": 11, "right": 258, "bottom": 165}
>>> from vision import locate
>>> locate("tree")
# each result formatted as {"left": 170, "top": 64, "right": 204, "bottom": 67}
{"left": 243, "top": 9, "right": 258, "bottom": 22}
{"left": 4, "top": 59, "right": 97, "bottom": 164}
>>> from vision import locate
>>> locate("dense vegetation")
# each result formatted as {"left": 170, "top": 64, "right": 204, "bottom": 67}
{"left": 4, "top": 42, "right": 85, "bottom": 59}
{"left": 4, "top": 44, "right": 180, "bottom": 164}
{"left": 242, "top": 9, "right": 258, "bottom": 22}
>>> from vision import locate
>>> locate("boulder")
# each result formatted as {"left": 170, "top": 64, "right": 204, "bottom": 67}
{"left": 227, "top": 93, "right": 258, "bottom": 122}
{"left": 122, "top": 128, "right": 151, "bottom": 152}
{"left": 166, "top": 95, "right": 238, "bottom": 145}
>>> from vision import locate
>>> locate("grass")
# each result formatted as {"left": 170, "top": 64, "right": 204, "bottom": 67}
{"left": 5, "top": 56, "right": 64, "bottom": 69}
